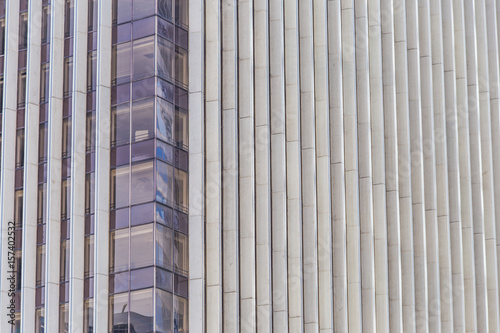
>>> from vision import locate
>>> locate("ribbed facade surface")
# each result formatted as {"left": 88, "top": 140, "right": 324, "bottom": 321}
{"left": 189, "top": 0, "right": 500, "bottom": 331}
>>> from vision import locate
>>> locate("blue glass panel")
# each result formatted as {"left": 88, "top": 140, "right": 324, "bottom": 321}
{"left": 155, "top": 289, "right": 173, "bottom": 333}
{"left": 156, "top": 140, "right": 173, "bottom": 164}
{"left": 156, "top": 223, "right": 173, "bottom": 269}
{"left": 156, "top": 98, "right": 174, "bottom": 144}
{"left": 156, "top": 203, "right": 173, "bottom": 227}
{"left": 156, "top": 160, "right": 173, "bottom": 205}
{"left": 157, "top": 78, "right": 174, "bottom": 102}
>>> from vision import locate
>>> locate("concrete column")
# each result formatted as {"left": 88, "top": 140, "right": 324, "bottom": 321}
{"left": 429, "top": 0, "right": 454, "bottom": 331}
{"left": 328, "top": 0, "right": 348, "bottom": 331}
{"left": 380, "top": 0, "right": 403, "bottom": 331}
{"left": 417, "top": 0, "right": 441, "bottom": 331}
{"left": 254, "top": 0, "right": 273, "bottom": 329}
{"left": 475, "top": 0, "right": 500, "bottom": 330}
{"left": 269, "top": 0, "right": 288, "bottom": 328}
{"left": 93, "top": 0, "right": 112, "bottom": 331}
{"left": 68, "top": 0, "right": 88, "bottom": 331}
{"left": 0, "top": 0, "right": 19, "bottom": 332}
{"left": 20, "top": 0, "right": 41, "bottom": 330}
{"left": 44, "top": 0, "right": 65, "bottom": 330}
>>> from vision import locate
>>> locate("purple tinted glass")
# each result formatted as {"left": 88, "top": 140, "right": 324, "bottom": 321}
{"left": 15, "top": 229, "right": 22, "bottom": 250}
{"left": 37, "top": 224, "right": 45, "bottom": 245}
{"left": 156, "top": 161, "right": 173, "bottom": 206}
{"left": 156, "top": 140, "right": 173, "bottom": 164}
{"left": 113, "top": 23, "right": 131, "bottom": 44}
{"left": 157, "top": 78, "right": 174, "bottom": 102}
{"left": 133, "top": 16, "right": 155, "bottom": 40}
{"left": 175, "top": 86, "right": 188, "bottom": 109}
{"left": 62, "top": 157, "right": 71, "bottom": 179}
{"left": 111, "top": 103, "right": 130, "bottom": 146}
{"left": 60, "top": 220, "right": 70, "bottom": 239}
{"left": 156, "top": 268, "right": 172, "bottom": 292}
{"left": 131, "top": 267, "right": 154, "bottom": 290}
{"left": 85, "top": 215, "right": 95, "bottom": 235}
{"left": 130, "top": 224, "right": 154, "bottom": 269}
{"left": 113, "top": 0, "right": 132, "bottom": 24}
{"left": 174, "top": 210, "right": 188, "bottom": 234}
{"left": 84, "top": 277, "right": 94, "bottom": 299}
{"left": 131, "top": 139, "right": 155, "bottom": 163}
{"left": 110, "top": 271, "right": 129, "bottom": 293}
{"left": 16, "top": 109, "right": 24, "bottom": 128}
{"left": 110, "top": 207, "right": 129, "bottom": 230}
{"left": 39, "top": 103, "right": 47, "bottom": 122}
{"left": 87, "top": 91, "right": 96, "bottom": 111}
{"left": 132, "top": 36, "right": 155, "bottom": 81}
{"left": 174, "top": 274, "right": 188, "bottom": 297}
{"left": 156, "top": 98, "right": 174, "bottom": 144}
{"left": 112, "top": 42, "right": 131, "bottom": 85}
{"left": 111, "top": 83, "right": 130, "bottom": 105}
{"left": 64, "top": 38, "right": 73, "bottom": 57}
{"left": 36, "top": 287, "right": 44, "bottom": 307}
{"left": 131, "top": 202, "right": 155, "bottom": 226}
{"left": 175, "top": 27, "right": 188, "bottom": 50}
{"left": 63, "top": 97, "right": 72, "bottom": 117}
{"left": 111, "top": 145, "right": 130, "bottom": 167}
{"left": 158, "top": 0, "right": 173, "bottom": 21}
{"left": 156, "top": 203, "right": 172, "bottom": 227}
{"left": 85, "top": 152, "right": 95, "bottom": 173}
{"left": 131, "top": 161, "right": 154, "bottom": 204}
{"left": 41, "top": 45, "right": 49, "bottom": 63}
{"left": 14, "top": 169, "right": 23, "bottom": 188}
{"left": 174, "top": 148, "right": 188, "bottom": 171}
{"left": 133, "top": 0, "right": 155, "bottom": 20}
{"left": 132, "top": 77, "right": 155, "bottom": 101}
{"left": 131, "top": 98, "right": 155, "bottom": 143}
{"left": 38, "top": 164, "right": 47, "bottom": 183}
{"left": 59, "top": 283, "right": 69, "bottom": 303}
{"left": 158, "top": 17, "right": 174, "bottom": 41}
{"left": 87, "top": 32, "right": 97, "bottom": 51}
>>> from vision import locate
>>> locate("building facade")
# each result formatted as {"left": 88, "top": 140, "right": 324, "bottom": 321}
{"left": 3, "top": 0, "right": 500, "bottom": 332}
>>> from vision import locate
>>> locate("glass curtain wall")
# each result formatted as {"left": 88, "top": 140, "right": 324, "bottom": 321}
{"left": 109, "top": 0, "right": 188, "bottom": 331}
{"left": 0, "top": 0, "right": 5, "bottom": 169}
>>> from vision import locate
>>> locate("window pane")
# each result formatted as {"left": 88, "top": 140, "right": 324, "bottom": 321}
{"left": 174, "top": 169, "right": 188, "bottom": 210}
{"left": 156, "top": 161, "right": 173, "bottom": 206}
{"left": 132, "top": 98, "right": 155, "bottom": 142}
{"left": 35, "top": 308, "right": 44, "bottom": 333}
{"left": 113, "top": 23, "right": 131, "bottom": 44}
{"left": 133, "top": 0, "right": 155, "bottom": 20}
{"left": 131, "top": 202, "right": 154, "bottom": 226}
{"left": 131, "top": 267, "right": 154, "bottom": 290}
{"left": 62, "top": 117, "right": 72, "bottom": 157}
{"left": 85, "top": 173, "right": 95, "bottom": 214}
{"left": 109, "top": 292, "right": 129, "bottom": 332}
{"left": 174, "top": 232, "right": 188, "bottom": 275}
{"left": 158, "top": 0, "right": 173, "bottom": 21}
{"left": 14, "top": 190, "right": 23, "bottom": 228}
{"left": 157, "top": 37, "right": 174, "bottom": 80}
{"left": 174, "top": 274, "right": 188, "bottom": 297}
{"left": 157, "top": 98, "right": 174, "bottom": 144}
{"left": 60, "top": 240, "right": 70, "bottom": 282}
{"left": 64, "top": 0, "right": 74, "bottom": 37}
{"left": 131, "top": 161, "right": 154, "bottom": 204}
{"left": 61, "top": 179, "right": 71, "bottom": 219}
{"left": 175, "top": 46, "right": 188, "bottom": 88}
{"left": 63, "top": 57, "right": 73, "bottom": 97}
{"left": 156, "top": 204, "right": 173, "bottom": 227}
{"left": 130, "top": 224, "right": 154, "bottom": 269}
{"left": 59, "top": 304, "right": 69, "bottom": 333}
{"left": 111, "top": 165, "right": 130, "bottom": 209}
{"left": 84, "top": 235, "right": 94, "bottom": 277}
{"left": 111, "top": 145, "right": 130, "bottom": 167}
{"left": 175, "top": 107, "right": 188, "bottom": 149}
{"left": 132, "top": 77, "right": 155, "bottom": 101}
{"left": 155, "top": 289, "right": 173, "bottom": 333}
{"left": 36, "top": 245, "right": 46, "bottom": 286}
{"left": 15, "top": 129, "right": 24, "bottom": 168}
{"left": 112, "top": 42, "right": 131, "bottom": 86}
{"left": 110, "top": 207, "right": 129, "bottom": 230}
{"left": 110, "top": 229, "right": 129, "bottom": 272}
{"left": 113, "top": 0, "right": 132, "bottom": 24}
{"left": 111, "top": 83, "right": 130, "bottom": 105}
{"left": 130, "top": 289, "right": 154, "bottom": 332}
{"left": 37, "top": 183, "right": 47, "bottom": 224}
{"left": 132, "top": 36, "right": 154, "bottom": 81}
{"left": 157, "top": 78, "right": 174, "bottom": 102}
{"left": 133, "top": 16, "right": 155, "bottom": 40}
{"left": 19, "top": 12, "right": 28, "bottom": 49}
{"left": 86, "top": 111, "right": 96, "bottom": 152}
{"left": 110, "top": 271, "right": 129, "bottom": 294}
{"left": 157, "top": 140, "right": 173, "bottom": 164}
{"left": 156, "top": 268, "right": 173, "bottom": 292}
{"left": 174, "top": 296, "right": 188, "bottom": 332}
{"left": 131, "top": 139, "right": 155, "bottom": 163}
{"left": 175, "top": 0, "right": 188, "bottom": 27}
{"left": 87, "top": 51, "right": 97, "bottom": 91}
{"left": 17, "top": 69, "right": 26, "bottom": 107}
{"left": 40, "top": 63, "right": 49, "bottom": 103}
{"left": 158, "top": 16, "right": 174, "bottom": 41}
{"left": 84, "top": 300, "right": 93, "bottom": 333}
{"left": 111, "top": 103, "right": 130, "bottom": 146}
{"left": 156, "top": 223, "right": 173, "bottom": 269}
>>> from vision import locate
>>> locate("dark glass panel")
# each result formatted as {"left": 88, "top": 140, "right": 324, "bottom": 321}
{"left": 130, "top": 267, "right": 154, "bottom": 290}
{"left": 130, "top": 224, "right": 154, "bottom": 269}
{"left": 16, "top": 109, "right": 24, "bottom": 128}
{"left": 110, "top": 271, "right": 129, "bottom": 294}
{"left": 175, "top": 107, "right": 188, "bottom": 149}
{"left": 131, "top": 98, "right": 155, "bottom": 142}
{"left": 111, "top": 83, "right": 131, "bottom": 106}
{"left": 112, "top": 42, "right": 131, "bottom": 86}
{"left": 158, "top": 0, "right": 173, "bottom": 21}
{"left": 113, "top": 0, "right": 132, "bottom": 24}
{"left": 157, "top": 78, "right": 174, "bottom": 102}
{"left": 131, "top": 202, "right": 154, "bottom": 226}
{"left": 175, "top": 46, "right": 188, "bottom": 88}
{"left": 109, "top": 293, "right": 129, "bottom": 332}
{"left": 18, "top": 50, "right": 27, "bottom": 69}
{"left": 174, "top": 169, "right": 188, "bottom": 211}
{"left": 35, "top": 308, "right": 43, "bottom": 332}
{"left": 156, "top": 204, "right": 172, "bottom": 227}
{"left": 87, "top": 51, "right": 97, "bottom": 91}
{"left": 132, "top": 0, "right": 155, "bottom": 20}
{"left": 14, "top": 169, "right": 23, "bottom": 188}
{"left": 87, "top": 91, "right": 96, "bottom": 111}
{"left": 63, "top": 97, "right": 72, "bottom": 117}
{"left": 175, "top": 26, "right": 188, "bottom": 50}
{"left": 14, "top": 250, "right": 21, "bottom": 290}
{"left": 35, "top": 287, "right": 45, "bottom": 307}
{"left": 88, "top": 0, "right": 98, "bottom": 31}
{"left": 156, "top": 140, "right": 173, "bottom": 164}
{"left": 36, "top": 245, "right": 46, "bottom": 286}
{"left": 113, "top": 23, "right": 131, "bottom": 45}
{"left": 14, "top": 190, "right": 23, "bottom": 228}
{"left": 174, "top": 296, "right": 188, "bottom": 332}
{"left": 174, "top": 86, "right": 188, "bottom": 109}
{"left": 84, "top": 277, "right": 94, "bottom": 299}
{"left": 174, "top": 148, "right": 188, "bottom": 171}
{"left": 174, "top": 232, "right": 188, "bottom": 275}
{"left": 14, "top": 229, "right": 22, "bottom": 250}
{"left": 131, "top": 160, "right": 154, "bottom": 205}
{"left": 60, "top": 240, "right": 69, "bottom": 282}
{"left": 40, "top": 63, "right": 49, "bottom": 103}
{"left": 37, "top": 183, "right": 47, "bottom": 223}
{"left": 111, "top": 103, "right": 130, "bottom": 146}
{"left": 157, "top": 98, "right": 174, "bottom": 144}
{"left": 84, "top": 235, "right": 94, "bottom": 277}
{"left": 87, "top": 32, "right": 97, "bottom": 51}
{"left": 38, "top": 123, "right": 47, "bottom": 162}
{"left": 86, "top": 111, "right": 96, "bottom": 152}
{"left": 19, "top": 12, "right": 28, "bottom": 49}
{"left": 156, "top": 268, "right": 173, "bottom": 292}
{"left": 85, "top": 215, "right": 95, "bottom": 235}
{"left": 64, "top": 0, "right": 74, "bottom": 38}
{"left": 155, "top": 289, "right": 173, "bottom": 333}
{"left": 60, "top": 220, "right": 69, "bottom": 240}
{"left": 85, "top": 173, "right": 95, "bottom": 214}
{"left": 132, "top": 77, "right": 155, "bottom": 101}
{"left": 37, "top": 225, "right": 45, "bottom": 245}
{"left": 17, "top": 69, "right": 26, "bottom": 107}
{"left": 59, "top": 303, "right": 69, "bottom": 332}
{"left": 85, "top": 152, "right": 95, "bottom": 173}
{"left": 111, "top": 145, "right": 130, "bottom": 167}
{"left": 0, "top": 19, "right": 4, "bottom": 56}
{"left": 174, "top": 274, "right": 188, "bottom": 297}
{"left": 131, "top": 139, "right": 155, "bottom": 162}
{"left": 61, "top": 157, "right": 71, "bottom": 179}
{"left": 84, "top": 300, "right": 93, "bottom": 332}
{"left": 133, "top": 16, "right": 155, "bottom": 40}
{"left": 130, "top": 289, "right": 154, "bottom": 333}
{"left": 41, "top": 44, "right": 49, "bottom": 63}
{"left": 110, "top": 165, "right": 130, "bottom": 209}
{"left": 158, "top": 17, "right": 174, "bottom": 41}
{"left": 40, "top": 103, "right": 48, "bottom": 122}
{"left": 174, "top": 210, "right": 188, "bottom": 234}
{"left": 64, "top": 37, "right": 73, "bottom": 57}
{"left": 63, "top": 57, "right": 73, "bottom": 97}
{"left": 110, "top": 229, "right": 129, "bottom": 272}
{"left": 132, "top": 36, "right": 154, "bottom": 81}
{"left": 62, "top": 117, "right": 71, "bottom": 157}
{"left": 157, "top": 37, "right": 174, "bottom": 80}
{"left": 110, "top": 207, "right": 130, "bottom": 230}
{"left": 156, "top": 160, "right": 173, "bottom": 206}
{"left": 175, "top": 0, "right": 188, "bottom": 28}
{"left": 156, "top": 223, "right": 173, "bottom": 269}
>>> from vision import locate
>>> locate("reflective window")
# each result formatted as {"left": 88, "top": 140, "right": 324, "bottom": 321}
{"left": 131, "top": 202, "right": 154, "bottom": 226}
{"left": 174, "top": 296, "right": 188, "bottom": 332}
{"left": 59, "top": 304, "right": 69, "bottom": 333}
{"left": 133, "top": 16, "right": 155, "bottom": 40}
{"left": 174, "top": 169, "right": 188, "bottom": 210}
{"left": 111, "top": 165, "right": 130, "bottom": 209}
{"left": 156, "top": 160, "right": 173, "bottom": 205}
{"left": 158, "top": 37, "right": 174, "bottom": 80}
{"left": 157, "top": 78, "right": 174, "bottom": 102}
{"left": 37, "top": 183, "right": 47, "bottom": 223}
{"left": 40, "top": 63, "right": 49, "bottom": 103}
{"left": 113, "top": 0, "right": 132, "bottom": 24}
{"left": 84, "top": 235, "right": 94, "bottom": 277}
{"left": 132, "top": 77, "right": 155, "bottom": 101}
{"left": 62, "top": 117, "right": 72, "bottom": 157}
{"left": 38, "top": 123, "right": 47, "bottom": 162}
{"left": 64, "top": 0, "right": 74, "bottom": 38}
{"left": 35, "top": 308, "right": 44, "bottom": 333}
{"left": 157, "top": 98, "right": 174, "bottom": 144}
{"left": 41, "top": 5, "right": 51, "bottom": 43}
{"left": 157, "top": 140, "right": 173, "bottom": 164}
{"left": 111, "top": 103, "right": 130, "bottom": 146}
{"left": 113, "top": 23, "right": 131, "bottom": 44}
{"left": 155, "top": 289, "right": 173, "bottom": 333}
{"left": 132, "top": 36, "right": 154, "bottom": 80}
{"left": 19, "top": 12, "right": 28, "bottom": 49}
{"left": 174, "top": 274, "right": 188, "bottom": 297}
{"left": 14, "top": 190, "right": 23, "bottom": 228}
{"left": 84, "top": 300, "right": 93, "bottom": 333}
{"left": 156, "top": 268, "right": 173, "bottom": 292}
{"left": 110, "top": 229, "right": 129, "bottom": 272}
{"left": 87, "top": 51, "right": 97, "bottom": 91}
{"left": 61, "top": 179, "right": 70, "bottom": 219}
{"left": 17, "top": 69, "right": 26, "bottom": 107}
{"left": 175, "top": 0, "right": 188, "bottom": 28}
{"left": 158, "top": 17, "right": 174, "bottom": 41}
{"left": 111, "top": 207, "right": 129, "bottom": 230}
{"left": 60, "top": 240, "right": 69, "bottom": 282}
{"left": 15, "top": 129, "right": 24, "bottom": 167}
{"left": 131, "top": 139, "right": 155, "bottom": 162}
{"left": 85, "top": 173, "right": 95, "bottom": 214}
{"left": 132, "top": 98, "right": 154, "bottom": 142}
{"left": 175, "top": 107, "right": 188, "bottom": 149}
{"left": 131, "top": 161, "right": 154, "bottom": 204}
{"left": 133, "top": 0, "right": 155, "bottom": 20}
{"left": 111, "top": 145, "right": 130, "bottom": 167}
{"left": 174, "top": 232, "right": 188, "bottom": 275}
{"left": 175, "top": 46, "right": 188, "bottom": 88}
{"left": 130, "top": 224, "right": 154, "bottom": 269}
{"left": 156, "top": 223, "right": 173, "bottom": 269}
{"left": 112, "top": 83, "right": 130, "bottom": 105}
{"left": 156, "top": 204, "right": 172, "bottom": 227}
{"left": 36, "top": 245, "right": 46, "bottom": 286}
{"left": 109, "top": 292, "right": 129, "bottom": 332}
{"left": 112, "top": 42, "right": 131, "bottom": 86}
{"left": 130, "top": 289, "right": 154, "bottom": 332}
{"left": 63, "top": 57, "right": 73, "bottom": 97}
{"left": 158, "top": 0, "right": 173, "bottom": 21}
{"left": 86, "top": 111, "right": 96, "bottom": 152}
{"left": 131, "top": 267, "right": 154, "bottom": 290}
{"left": 110, "top": 271, "right": 129, "bottom": 294}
